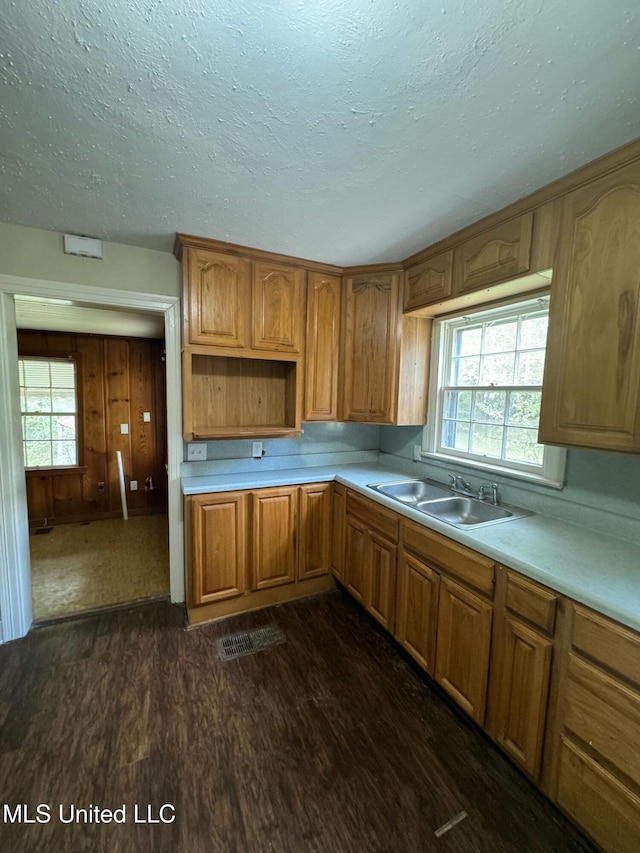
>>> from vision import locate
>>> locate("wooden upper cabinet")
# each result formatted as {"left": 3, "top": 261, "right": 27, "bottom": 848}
{"left": 305, "top": 273, "right": 341, "bottom": 420}
{"left": 453, "top": 211, "right": 534, "bottom": 294}
{"left": 185, "top": 249, "right": 251, "bottom": 347}
{"left": 297, "top": 483, "right": 331, "bottom": 581}
{"left": 188, "top": 492, "right": 248, "bottom": 606}
{"left": 539, "top": 160, "right": 640, "bottom": 452}
{"left": 404, "top": 250, "right": 453, "bottom": 311}
{"left": 251, "top": 486, "right": 297, "bottom": 590}
{"left": 252, "top": 262, "right": 305, "bottom": 354}
{"left": 342, "top": 272, "right": 401, "bottom": 423}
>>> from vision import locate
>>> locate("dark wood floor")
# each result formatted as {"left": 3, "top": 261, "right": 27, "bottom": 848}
{"left": 0, "top": 591, "right": 594, "bottom": 853}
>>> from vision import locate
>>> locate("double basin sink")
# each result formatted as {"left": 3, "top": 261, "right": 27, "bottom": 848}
{"left": 368, "top": 479, "right": 532, "bottom": 529}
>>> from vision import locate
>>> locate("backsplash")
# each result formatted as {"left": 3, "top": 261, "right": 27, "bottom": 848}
{"left": 182, "top": 422, "right": 381, "bottom": 476}
{"left": 379, "top": 425, "right": 640, "bottom": 544}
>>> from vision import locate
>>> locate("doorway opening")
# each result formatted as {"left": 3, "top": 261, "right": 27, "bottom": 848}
{"left": 0, "top": 278, "right": 183, "bottom": 643}
{"left": 16, "top": 302, "right": 170, "bottom": 621}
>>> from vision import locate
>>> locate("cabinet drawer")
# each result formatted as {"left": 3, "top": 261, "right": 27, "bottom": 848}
{"left": 557, "top": 736, "right": 640, "bottom": 853}
{"left": 572, "top": 605, "right": 640, "bottom": 688}
{"left": 346, "top": 491, "right": 399, "bottom": 543}
{"left": 565, "top": 654, "right": 640, "bottom": 790}
{"left": 505, "top": 571, "right": 556, "bottom": 634}
{"left": 402, "top": 519, "right": 494, "bottom": 596}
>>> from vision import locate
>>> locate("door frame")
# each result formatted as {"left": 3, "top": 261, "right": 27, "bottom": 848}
{"left": 0, "top": 274, "right": 184, "bottom": 642}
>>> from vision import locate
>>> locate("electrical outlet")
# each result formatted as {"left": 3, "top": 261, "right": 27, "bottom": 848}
{"left": 187, "top": 443, "right": 207, "bottom": 461}
{"left": 413, "top": 444, "right": 422, "bottom": 462}
{"left": 130, "top": 480, "right": 138, "bottom": 491}
{"left": 97, "top": 482, "right": 105, "bottom": 492}
{"left": 252, "top": 441, "right": 263, "bottom": 459}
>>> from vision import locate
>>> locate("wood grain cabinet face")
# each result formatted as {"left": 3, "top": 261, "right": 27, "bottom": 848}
{"left": 342, "top": 273, "right": 401, "bottom": 423}
{"left": 491, "top": 616, "right": 553, "bottom": 779}
{"left": 404, "top": 250, "right": 453, "bottom": 311}
{"left": 189, "top": 492, "right": 248, "bottom": 605}
{"left": 366, "top": 532, "right": 397, "bottom": 633}
{"left": 344, "top": 514, "right": 369, "bottom": 605}
{"left": 453, "top": 212, "right": 534, "bottom": 294}
{"left": 331, "top": 484, "right": 346, "bottom": 581}
{"left": 251, "top": 486, "right": 297, "bottom": 590}
{"left": 252, "top": 262, "right": 305, "bottom": 354}
{"left": 305, "top": 273, "right": 341, "bottom": 420}
{"left": 297, "top": 483, "right": 331, "bottom": 581}
{"left": 539, "top": 161, "right": 640, "bottom": 452}
{"left": 435, "top": 577, "right": 493, "bottom": 724}
{"left": 186, "top": 249, "right": 251, "bottom": 347}
{"left": 395, "top": 552, "right": 440, "bottom": 675}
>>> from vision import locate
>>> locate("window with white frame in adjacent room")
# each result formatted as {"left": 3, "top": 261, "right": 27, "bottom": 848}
{"left": 423, "top": 294, "right": 566, "bottom": 486}
{"left": 18, "top": 357, "right": 79, "bottom": 469}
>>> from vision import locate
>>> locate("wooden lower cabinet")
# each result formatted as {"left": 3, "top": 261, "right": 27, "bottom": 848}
{"left": 330, "top": 483, "right": 346, "bottom": 581}
{"left": 344, "top": 491, "right": 399, "bottom": 631}
{"left": 548, "top": 605, "right": 640, "bottom": 852}
{"left": 344, "top": 514, "right": 369, "bottom": 605}
{"left": 395, "top": 552, "right": 440, "bottom": 675}
{"left": 367, "top": 532, "right": 397, "bottom": 633}
{"left": 251, "top": 486, "right": 297, "bottom": 590}
{"left": 298, "top": 483, "right": 332, "bottom": 580}
{"left": 435, "top": 576, "right": 493, "bottom": 725}
{"left": 490, "top": 616, "right": 553, "bottom": 779}
{"left": 188, "top": 491, "right": 248, "bottom": 606}
{"left": 186, "top": 483, "right": 333, "bottom": 620}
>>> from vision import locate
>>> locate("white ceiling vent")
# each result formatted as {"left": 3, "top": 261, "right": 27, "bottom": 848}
{"left": 63, "top": 234, "right": 103, "bottom": 259}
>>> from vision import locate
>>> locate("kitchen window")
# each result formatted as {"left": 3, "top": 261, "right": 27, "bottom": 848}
{"left": 19, "top": 357, "right": 79, "bottom": 469}
{"left": 423, "top": 295, "right": 566, "bottom": 486}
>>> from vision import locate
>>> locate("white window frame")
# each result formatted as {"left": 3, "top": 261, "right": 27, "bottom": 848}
{"left": 422, "top": 294, "right": 567, "bottom": 488}
{"left": 19, "top": 356, "right": 79, "bottom": 470}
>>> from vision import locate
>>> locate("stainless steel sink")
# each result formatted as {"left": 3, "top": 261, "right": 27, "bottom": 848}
{"left": 371, "top": 479, "right": 451, "bottom": 504}
{"left": 368, "top": 479, "right": 532, "bottom": 529}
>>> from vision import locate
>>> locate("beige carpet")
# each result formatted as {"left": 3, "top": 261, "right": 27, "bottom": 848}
{"left": 30, "top": 515, "right": 170, "bottom": 620}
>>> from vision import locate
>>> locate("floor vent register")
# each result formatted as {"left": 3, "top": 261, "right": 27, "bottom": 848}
{"left": 217, "top": 624, "right": 286, "bottom": 661}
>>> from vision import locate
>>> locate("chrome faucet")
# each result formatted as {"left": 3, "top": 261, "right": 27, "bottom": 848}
{"left": 449, "top": 474, "right": 475, "bottom": 498}
{"left": 478, "top": 483, "right": 500, "bottom": 505}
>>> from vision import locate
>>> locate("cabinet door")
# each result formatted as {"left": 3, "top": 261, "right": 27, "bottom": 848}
{"left": 186, "top": 249, "right": 251, "bottom": 347}
{"left": 344, "top": 514, "right": 368, "bottom": 604}
{"left": 189, "top": 492, "right": 248, "bottom": 605}
{"left": 453, "top": 212, "right": 534, "bottom": 294}
{"left": 395, "top": 552, "right": 440, "bottom": 675}
{"left": 251, "top": 486, "right": 297, "bottom": 590}
{"left": 298, "top": 483, "right": 331, "bottom": 581}
{"left": 539, "top": 161, "right": 640, "bottom": 451}
{"left": 367, "top": 532, "right": 397, "bottom": 633}
{"left": 252, "top": 262, "right": 305, "bottom": 354}
{"left": 492, "top": 616, "right": 553, "bottom": 779}
{"left": 435, "top": 577, "right": 493, "bottom": 724}
{"left": 404, "top": 251, "right": 453, "bottom": 311}
{"left": 331, "top": 483, "right": 346, "bottom": 581}
{"left": 342, "top": 273, "right": 401, "bottom": 423}
{"left": 305, "top": 273, "right": 341, "bottom": 420}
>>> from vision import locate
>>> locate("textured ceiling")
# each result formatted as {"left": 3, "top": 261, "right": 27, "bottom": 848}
{"left": 1, "top": 1, "right": 639, "bottom": 266}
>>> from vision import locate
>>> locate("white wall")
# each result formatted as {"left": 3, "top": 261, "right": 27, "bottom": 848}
{"left": 0, "top": 223, "right": 180, "bottom": 296}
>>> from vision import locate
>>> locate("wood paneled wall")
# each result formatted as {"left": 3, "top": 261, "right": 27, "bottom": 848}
{"left": 18, "top": 330, "right": 167, "bottom": 526}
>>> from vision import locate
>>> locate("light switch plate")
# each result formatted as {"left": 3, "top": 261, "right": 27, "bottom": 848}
{"left": 120, "top": 423, "right": 129, "bottom": 435}
{"left": 143, "top": 412, "right": 151, "bottom": 422}
{"left": 413, "top": 444, "right": 422, "bottom": 461}
{"left": 187, "top": 443, "right": 207, "bottom": 461}
{"left": 130, "top": 480, "right": 138, "bottom": 491}
{"left": 252, "top": 441, "right": 263, "bottom": 459}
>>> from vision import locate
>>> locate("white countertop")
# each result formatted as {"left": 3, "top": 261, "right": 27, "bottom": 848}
{"left": 182, "top": 461, "right": 640, "bottom": 633}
